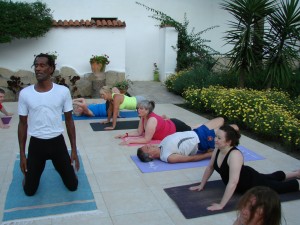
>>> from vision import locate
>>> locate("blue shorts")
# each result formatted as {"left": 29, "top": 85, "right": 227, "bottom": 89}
{"left": 87, "top": 103, "right": 107, "bottom": 117}
{"left": 193, "top": 125, "right": 215, "bottom": 152}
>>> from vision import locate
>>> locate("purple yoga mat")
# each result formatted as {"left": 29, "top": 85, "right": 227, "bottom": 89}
{"left": 1, "top": 116, "right": 12, "bottom": 124}
{"left": 164, "top": 180, "right": 300, "bottom": 219}
{"left": 131, "top": 145, "right": 265, "bottom": 173}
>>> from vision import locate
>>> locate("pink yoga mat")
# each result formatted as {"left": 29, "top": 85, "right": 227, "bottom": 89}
{"left": 122, "top": 137, "right": 161, "bottom": 146}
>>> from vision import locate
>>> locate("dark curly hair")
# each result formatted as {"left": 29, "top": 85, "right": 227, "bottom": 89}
{"left": 219, "top": 124, "right": 241, "bottom": 146}
{"left": 32, "top": 53, "right": 56, "bottom": 75}
{"left": 137, "top": 148, "right": 153, "bottom": 162}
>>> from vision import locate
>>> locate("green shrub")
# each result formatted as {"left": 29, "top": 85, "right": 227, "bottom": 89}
{"left": 0, "top": 1, "right": 53, "bottom": 43}
{"left": 183, "top": 86, "right": 300, "bottom": 150}
{"left": 172, "top": 65, "right": 211, "bottom": 95}
{"left": 164, "top": 70, "right": 188, "bottom": 92}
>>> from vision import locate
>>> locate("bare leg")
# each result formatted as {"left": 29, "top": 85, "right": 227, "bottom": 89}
{"left": 285, "top": 169, "right": 300, "bottom": 180}
{"left": 204, "top": 117, "right": 224, "bottom": 130}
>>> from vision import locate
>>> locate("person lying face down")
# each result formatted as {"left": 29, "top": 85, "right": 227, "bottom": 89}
{"left": 72, "top": 98, "right": 109, "bottom": 117}
{"left": 99, "top": 86, "right": 146, "bottom": 130}
{"left": 72, "top": 87, "right": 121, "bottom": 117}
{"left": 115, "top": 100, "right": 192, "bottom": 145}
{"left": 137, "top": 117, "right": 239, "bottom": 163}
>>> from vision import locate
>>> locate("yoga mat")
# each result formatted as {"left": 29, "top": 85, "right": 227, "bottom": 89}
{"left": 164, "top": 180, "right": 300, "bottom": 219}
{"left": 2, "top": 153, "right": 100, "bottom": 224}
{"left": 90, "top": 120, "right": 139, "bottom": 131}
{"left": 62, "top": 110, "right": 138, "bottom": 121}
{"left": 131, "top": 145, "right": 265, "bottom": 173}
{"left": 123, "top": 136, "right": 161, "bottom": 146}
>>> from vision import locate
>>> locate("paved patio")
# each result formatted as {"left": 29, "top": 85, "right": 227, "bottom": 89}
{"left": 0, "top": 97, "right": 299, "bottom": 224}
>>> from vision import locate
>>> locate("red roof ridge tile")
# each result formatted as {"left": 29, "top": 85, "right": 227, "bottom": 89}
{"left": 52, "top": 19, "right": 126, "bottom": 28}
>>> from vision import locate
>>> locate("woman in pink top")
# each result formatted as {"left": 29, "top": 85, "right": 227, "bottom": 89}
{"left": 115, "top": 100, "right": 191, "bottom": 144}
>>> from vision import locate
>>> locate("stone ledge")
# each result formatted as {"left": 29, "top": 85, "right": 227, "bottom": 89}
{"left": 0, "top": 67, "right": 125, "bottom": 101}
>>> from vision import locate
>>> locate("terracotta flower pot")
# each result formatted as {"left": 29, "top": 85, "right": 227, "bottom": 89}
{"left": 91, "top": 62, "right": 106, "bottom": 74}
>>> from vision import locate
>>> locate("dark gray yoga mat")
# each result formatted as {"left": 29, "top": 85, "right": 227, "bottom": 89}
{"left": 90, "top": 120, "right": 139, "bottom": 131}
{"left": 164, "top": 180, "right": 300, "bottom": 219}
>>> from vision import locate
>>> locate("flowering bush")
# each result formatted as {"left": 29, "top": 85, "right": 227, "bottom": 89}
{"left": 90, "top": 54, "right": 110, "bottom": 65}
{"left": 183, "top": 86, "right": 300, "bottom": 150}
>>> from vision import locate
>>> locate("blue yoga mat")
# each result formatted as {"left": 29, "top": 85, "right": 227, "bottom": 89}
{"left": 2, "top": 153, "right": 99, "bottom": 223}
{"left": 62, "top": 110, "right": 138, "bottom": 121}
{"left": 131, "top": 145, "right": 265, "bottom": 173}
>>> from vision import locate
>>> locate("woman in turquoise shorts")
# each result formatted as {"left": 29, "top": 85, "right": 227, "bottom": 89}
{"left": 72, "top": 98, "right": 108, "bottom": 117}
{"left": 73, "top": 87, "right": 122, "bottom": 117}
{"left": 100, "top": 86, "right": 145, "bottom": 130}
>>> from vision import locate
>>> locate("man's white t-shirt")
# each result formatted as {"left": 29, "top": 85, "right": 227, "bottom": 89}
{"left": 159, "top": 131, "right": 200, "bottom": 162}
{"left": 18, "top": 83, "right": 73, "bottom": 139}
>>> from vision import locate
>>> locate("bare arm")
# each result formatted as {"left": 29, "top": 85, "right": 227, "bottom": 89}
{"left": 0, "top": 106, "right": 13, "bottom": 116}
{"left": 189, "top": 149, "right": 218, "bottom": 191}
{"left": 120, "top": 117, "right": 157, "bottom": 144}
{"left": 168, "top": 151, "right": 213, "bottom": 163}
{"left": 115, "top": 118, "right": 144, "bottom": 138}
{"left": 104, "top": 101, "right": 113, "bottom": 123}
{"left": 207, "top": 150, "right": 243, "bottom": 211}
{"left": 104, "top": 94, "right": 123, "bottom": 130}
{"left": 18, "top": 115, "right": 28, "bottom": 175}
{"left": 64, "top": 111, "right": 80, "bottom": 171}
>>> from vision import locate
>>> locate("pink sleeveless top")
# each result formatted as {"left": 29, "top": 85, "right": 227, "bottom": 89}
{"left": 146, "top": 112, "right": 176, "bottom": 140}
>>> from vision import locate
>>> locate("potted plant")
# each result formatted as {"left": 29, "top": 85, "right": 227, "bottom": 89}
{"left": 113, "top": 76, "right": 133, "bottom": 94}
{"left": 90, "top": 54, "right": 110, "bottom": 73}
{"left": 47, "top": 51, "right": 58, "bottom": 61}
{"left": 153, "top": 63, "right": 160, "bottom": 81}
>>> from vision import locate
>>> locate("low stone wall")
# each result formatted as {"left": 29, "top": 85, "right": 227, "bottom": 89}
{"left": 0, "top": 66, "right": 125, "bottom": 101}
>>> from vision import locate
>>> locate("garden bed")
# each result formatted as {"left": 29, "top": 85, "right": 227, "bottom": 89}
{"left": 176, "top": 103, "right": 300, "bottom": 160}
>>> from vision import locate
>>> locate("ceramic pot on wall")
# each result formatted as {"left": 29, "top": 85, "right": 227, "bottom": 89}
{"left": 91, "top": 62, "right": 106, "bottom": 74}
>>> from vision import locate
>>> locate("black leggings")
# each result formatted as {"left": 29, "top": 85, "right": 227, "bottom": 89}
{"left": 254, "top": 171, "right": 299, "bottom": 194}
{"left": 170, "top": 118, "right": 191, "bottom": 132}
{"left": 23, "top": 135, "right": 78, "bottom": 196}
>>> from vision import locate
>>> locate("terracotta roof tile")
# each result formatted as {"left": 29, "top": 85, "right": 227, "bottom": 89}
{"left": 68, "top": 20, "right": 74, "bottom": 26}
{"left": 101, "top": 20, "right": 108, "bottom": 26}
{"left": 63, "top": 20, "right": 68, "bottom": 26}
{"left": 74, "top": 20, "right": 80, "bottom": 27}
{"left": 52, "top": 19, "right": 126, "bottom": 28}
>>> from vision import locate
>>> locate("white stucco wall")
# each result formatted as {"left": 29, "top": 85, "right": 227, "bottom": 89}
{"left": 0, "top": 28, "right": 125, "bottom": 75}
{"left": 159, "top": 27, "right": 178, "bottom": 82}
{"left": 0, "top": 0, "right": 231, "bottom": 81}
